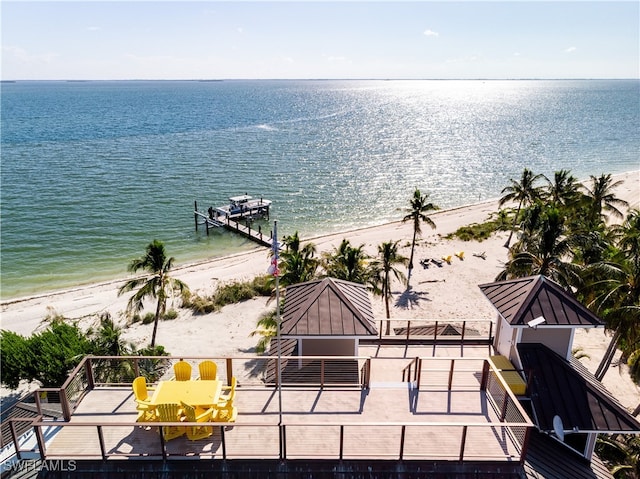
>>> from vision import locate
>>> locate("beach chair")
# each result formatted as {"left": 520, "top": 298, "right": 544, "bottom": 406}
{"left": 431, "top": 258, "right": 443, "bottom": 267}
{"left": 218, "top": 376, "right": 237, "bottom": 408}
{"left": 180, "top": 402, "right": 216, "bottom": 441}
{"left": 213, "top": 403, "right": 238, "bottom": 423}
{"left": 473, "top": 251, "right": 487, "bottom": 260}
{"left": 455, "top": 251, "right": 465, "bottom": 260}
{"left": 156, "top": 403, "right": 186, "bottom": 441}
{"left": 173, "top": 360, "right": 192, "bottom": 381}
{"left": 132, "top": 376, "right": 158, "bottom": 423}
{"left": 197, "top": 360, "right": 218, "bottom": 380}
{"left": 442, "top": 255, "right": 452, "bottom": 264}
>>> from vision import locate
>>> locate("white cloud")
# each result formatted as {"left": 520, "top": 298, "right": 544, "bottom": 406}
{"left": 236, "top": 27, "right": 244, "bottom": 34}
{"left": 564, "top": 46, "right": 577, "bottom": 53}
{"left": 86, "top": 26, "right": 101, "bottom": 32}
{"left": 423, "top": 29, "right": 439, "bottom": 37}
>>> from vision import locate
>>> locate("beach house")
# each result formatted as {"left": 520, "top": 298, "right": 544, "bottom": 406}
{"left": 1, "top": 275, "right": 638, "bottom": 478}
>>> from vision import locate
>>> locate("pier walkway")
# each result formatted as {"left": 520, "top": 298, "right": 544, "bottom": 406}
{"left": 194, "top": 200, "right": 275, "bottom": 248}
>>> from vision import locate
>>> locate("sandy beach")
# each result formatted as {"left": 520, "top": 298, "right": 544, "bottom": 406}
{"left": 1, "top": 170, "right": 638, "bottom": 410}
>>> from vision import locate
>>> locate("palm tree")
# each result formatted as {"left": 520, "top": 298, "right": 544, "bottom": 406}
{"left": 596, "top": 433, "right": 640, "bottom": 479}
{"left": 583, "top": 174, "right": 629, "bottom": 227}
{"left": 89, "top": 313, "right": 136, "bottom": 382}
{"left": 588, "top": 210, "right": 640, "bottom": 380}
{"left": 403, "top": 189, "right": 438, "bottom": 285}
{"left": 249, "top": 308, "right": 278, "bottom": 354}
{"left": 499, "top": 168, "right": 544, "bottom": 248}
{"left": 545, "top": 169, "right": 581, "bottom": 208}
{"left": 118, "top": 240, "right": 189, "bottom": 347}
{"left": 279, "top": 231, "right": 318, "bottom": 286}
{"left": 497, "top": 206, "right": 581, "bottom": 289}
{"left": 370, "top": 240, "right": 408, "bottom": 334}
{"left": 321, "top": 239, "right": 370, "bottom": 283}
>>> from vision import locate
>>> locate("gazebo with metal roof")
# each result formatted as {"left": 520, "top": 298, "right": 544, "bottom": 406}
{"left": 479, "top": 275, "right": 639, "bottom": 463}
{"left": 478, "top": 274, "right": 604, "bottom": 363}
{"left": 280, "top": 277, "right": 378, "bottom": 357}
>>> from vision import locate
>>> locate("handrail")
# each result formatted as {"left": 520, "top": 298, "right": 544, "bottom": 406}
{"left": 27, "top": 419, "right": 531, "bottom": 462}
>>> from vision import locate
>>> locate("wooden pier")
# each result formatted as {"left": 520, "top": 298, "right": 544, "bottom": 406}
{"left": 194, "top": 200, "right": 275, "bottom": 248}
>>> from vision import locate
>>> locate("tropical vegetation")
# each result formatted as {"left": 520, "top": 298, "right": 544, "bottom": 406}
{"left": 118, "top": 239, "right": 189, "bottom": 347}
{"left": 496, "top": 169, "right": 637, "bottom": 384}
{"left": 403, "top": 188, "right": 438, "bottom": 284}
{"left": 0, "top": 312, "right": 169, "bottom": 389}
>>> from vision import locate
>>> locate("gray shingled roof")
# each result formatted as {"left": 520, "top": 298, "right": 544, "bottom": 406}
{"left": 478, "top": 275, "right": 603, "bottom": 328}
{"left": 281, "top": 278, "right": 377, "bottom": 336}
{"left": 518, "top": 342, "right": 640, "bottom": 434}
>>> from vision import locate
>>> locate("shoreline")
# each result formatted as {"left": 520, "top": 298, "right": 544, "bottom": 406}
{"left": 2, "top": 170, "right": 637, "bottom": 305}
{"left": 0, "top": 196, "right": 503, "bottom": 306}
{"left": 1, "top": 170, "right": 638, "bottom": 411}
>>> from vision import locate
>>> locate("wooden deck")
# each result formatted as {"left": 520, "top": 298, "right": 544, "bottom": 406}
{"left": 194, "top": 209, "right": 275, "bottom": 248}
{"left": 40, "top": 355, "right": 530, "bottom": 462}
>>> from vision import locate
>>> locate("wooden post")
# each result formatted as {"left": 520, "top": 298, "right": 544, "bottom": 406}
{"left": 220, "top": 425, "right": 227, "bottom": 459}
{"left": 448, "top": 359, "right": 455, "bottom": 390}
{"left": 480, "top": 359, "right": 490, "bottom": 391}
{"left": 226, "top": 358, "right": 233, "bottom": 386}
{"left": 194, "top": 201, "right": 198, "bottom": 231}
{"left": 459, "top": 425, "right": 468, "bottom": 461}
{"left": 85, "top": 357, "right": 95, "bottom": 390}
{"left": 97, "top": 425, "right": 107, "bottom": 460}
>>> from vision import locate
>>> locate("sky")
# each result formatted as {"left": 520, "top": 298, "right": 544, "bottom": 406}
{"left": 2, "top": 1, "right": 639, "bottom": 80}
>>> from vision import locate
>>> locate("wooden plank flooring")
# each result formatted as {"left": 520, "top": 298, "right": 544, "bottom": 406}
{"left": 44, "top": 380, "right": 525, "bottom": 462}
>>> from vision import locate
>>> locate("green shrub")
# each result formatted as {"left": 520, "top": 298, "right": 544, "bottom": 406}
{"left": 1, "top": 322, "right": 94, "bottom": 388}
{"left": 142, "top": 312, "right": 155, "bottom": 325}
{"left": 628, "top": 349, "right": 640, "bottom": 384}
{"left": 184, "top": 276, "right": 273, "bottom": 314}
{"left": 183, "top": 293, "right": 218, "bottom": 314}
{"left": 164, "top": 309, "right": 178, "bottom": 320}
{"left": 212, "top": 281, "right": 256, "bottom": 307}
{"left": 446, "top": 220, "right": 501, "bottom": 242}
{"left": 251, "top": 274, "right": 274, "bottom": 296}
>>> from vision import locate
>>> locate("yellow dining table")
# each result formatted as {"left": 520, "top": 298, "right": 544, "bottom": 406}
{"left": 150, "top": 380, "right": 222, "bottom": 407}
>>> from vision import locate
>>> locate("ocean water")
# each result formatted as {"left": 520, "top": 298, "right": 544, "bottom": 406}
{"left": 1, "top": 79, "right": 639, "bottom": 300}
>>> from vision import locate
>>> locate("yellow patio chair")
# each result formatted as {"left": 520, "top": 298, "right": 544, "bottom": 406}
{"left": 442, "top": 255, "right": 452, "bottom": 264}
{"left": 218, "top": 376, "right": 237, "bottom": 408}
{"left": 213, "top": 404, "right": 238, "bottom": 423}
{"left": 173, "top": 360, "right": 192, "bottom": 381}
{"left": 132, "top": 376, "right": 158, "bottom": 422}
{"left": 455, "top": 251, "right": 465, "bottom": 260}
{"left": 180, "top": 401, "right": 216, "bottom": 441}
{"left": 156, "top": 403, "right": 186, "bottom": 441}
{"left": 198, "top": 360, "right": 218, "bottom": 380}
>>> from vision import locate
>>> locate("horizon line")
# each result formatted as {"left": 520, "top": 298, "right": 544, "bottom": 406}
{"left": 2, "top": 77, "right": 639, "bottom": 82}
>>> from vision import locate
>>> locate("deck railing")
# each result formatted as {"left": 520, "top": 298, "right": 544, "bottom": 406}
{"left": 35, "top": 354, "right": 372, "bottom": 421}
{"left": 372, "top": 319, "right": 494, "bottom": 344}
{"left": 8, "top": 354, "right": 533, "bottom": 465}
{"left": 27, "top": 420, "right": 530, "bottom": 463}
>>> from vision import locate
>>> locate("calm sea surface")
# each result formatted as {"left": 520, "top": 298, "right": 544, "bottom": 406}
{"left": 1, "top": 79, "right": 639, "bottom": 300}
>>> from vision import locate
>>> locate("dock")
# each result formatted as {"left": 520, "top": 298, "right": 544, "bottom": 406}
{"left": 194, "top": 196, "right": 275, "bottom": 248}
